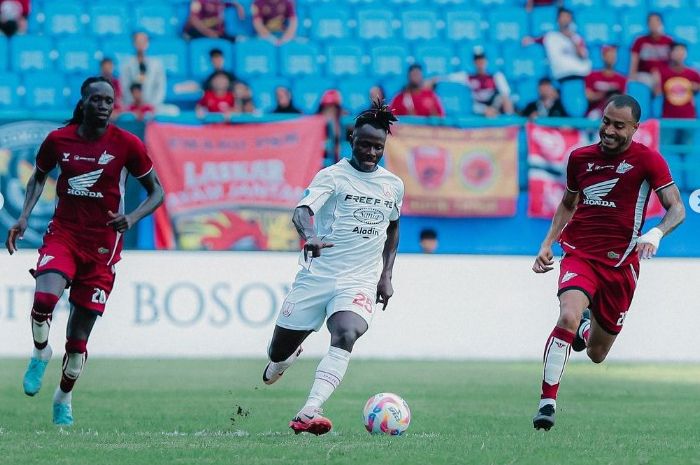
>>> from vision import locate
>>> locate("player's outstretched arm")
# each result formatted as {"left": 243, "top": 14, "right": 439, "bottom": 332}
{"left": 377, "top": 219, "right": 399, "bottom": 310}
{"left": 292, "top": 206, "right": 333, "bottom": 258}
{"left": 107, "top": 170, "right": 164, "bottom": 233}
{"left": 533, "top": 189, "right": 578, "bottom": 273}
{"left": 6, "top": 168, "right": 49, "bottom": 255}
{"left": 636, "top": 184, "right": 685, "bottom": 259}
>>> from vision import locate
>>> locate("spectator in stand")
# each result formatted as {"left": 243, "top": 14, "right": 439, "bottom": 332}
{"left": 524, "top": 8, "right": 591, "bottom": 82}
{"left": 521, "top": 78, "right": 568, "bottom": 119}
{"left": 653, "top": 42, "right": 700, "bottom": 155}
{"left": 272, "top": 86, "right": 301, "bottom": 114}
{"left": 0, "top": 0, "right": 29, "bottom": 36}
{"left": 318, "top": 90, "right": 344, "bottom": 163}
{"left": 585, "top": 45, "right": 627, "bottom": 119}
{"left": 125, "top": 83, "right": 156, "bottom": 121}
{"left": 251, "top": 0, "right": 297, "bottom": 46}
{"left": 196, "top": 71, "right": 235, "bottom": 118}
{"left": 419, "top": 229, "right": 438, "bottom": 254}
{"left": 99, "top": 58, "right": 123, "bottom": 119}
{"left": 120, "top": 31, "right": 166, "bottom": 110}
{"left": 629, "top": 12, "right": 674, "bottom": 88}
{"left": 369, "top": 85, "right": 385, "bottom": 104}
{"left": 202, "top": 48, "right": 238, "bottom": 91}
{"left": 390, "top": 64, "right": 445, "bottom": 117}
{"left": 183, "top": 0, "right": 245, "bottom": 41}
{"left": 233, "top": 81, "right": 256, "bottom": 114}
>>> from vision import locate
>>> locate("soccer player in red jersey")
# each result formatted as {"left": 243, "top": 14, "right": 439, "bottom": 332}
{"left": 531, "top": 95, "right": 685, "bottom": 431}
{"left": 5, "top": 76, "right": 164, "bottom": 426}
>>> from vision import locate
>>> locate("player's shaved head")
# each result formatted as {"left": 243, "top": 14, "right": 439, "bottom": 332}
{"left": 607, "top": 95, "right": 641, "bottom": 123}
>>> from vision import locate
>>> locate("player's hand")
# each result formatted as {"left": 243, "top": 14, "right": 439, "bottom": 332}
{"left": 533, "top": 245, "right": 554, "bottom": 273}
{"left": 635, "top": 227, "right": 663, "bottom": 259}
{"left": 376, "top": 277, "right": 393, "bottom": 310}
{"left": 5, "top": 217, "right": 28, "bottom": 255}
{"left": 106, "top": 211, "right": 134, "bottom": 233}
{"left": 303, "top": 237, "right": 334, "bottom": 259}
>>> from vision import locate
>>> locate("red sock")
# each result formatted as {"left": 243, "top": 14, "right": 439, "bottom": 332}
{"left": 540, "top": 326, "right": 575, "bottom": 401}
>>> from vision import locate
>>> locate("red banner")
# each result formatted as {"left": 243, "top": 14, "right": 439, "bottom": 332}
{"left": 146, "top": 117, "right": 326, "bottom": 250}
{"left": 527, "top": 120, "right": 664, "bottom": 218}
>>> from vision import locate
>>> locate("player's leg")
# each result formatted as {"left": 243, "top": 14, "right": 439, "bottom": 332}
{"left": 586, "top": 314, "right": 617, "bottom": 363}
{"left": 263, "top": 325, "right": 311, "bottom": 385}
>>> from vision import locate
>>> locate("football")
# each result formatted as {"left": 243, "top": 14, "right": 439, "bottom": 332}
{"left": 363, "top": 392, "right": 411, "bottom": 435}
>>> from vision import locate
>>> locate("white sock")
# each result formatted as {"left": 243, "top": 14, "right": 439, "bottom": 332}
{"left": 539, "top": 398, "right": 557, "bottom": 410}
{"left": 304, "top": 346, "right": 351, "bottom": 409}
{"left": 53, "top": 386, "right": 72, "bottom": 405}
{"left": 265, "top": 347, "right": 300, "bottom": 378}
{"left": 32, "top": 345, "right": 52, "bottom": 361}
{"left": 31, "top": 318, "right": 51, "bottom": 347}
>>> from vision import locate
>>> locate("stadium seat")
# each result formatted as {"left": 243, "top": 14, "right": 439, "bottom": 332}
{"left": 560, "top": 79, "right": 587, "bottom": 117}
{"left": 356, "top": 8, "right": 395, "bottom": 41}
{"left": 189, "top": 38, "right": 234, "bottom": 80}
{"left": 134, "top": 4, "right": 177, "bottom": 37}
{"left": 326, "top": 44, "right": 366, "bottom": 78}
{"left": 445, "top": 11, "right": 482, "bottom": 42}
{"left": 648, "top": 0, "right": 688, "bottom": 10}
{"left": 434, "top": 0, "right": 470, "bottom": 5}
{"left": 23, "top": 74, "right": 68, "bottom": 109}
{"left": 563, "top": 0, "right": 602, "bottom": 8}
{"left": 502, "top": 45, "right": 547, "bottom": 82}
{"left": 56, "top": 37, "right": 100, "bottom": 76}
{"left": 0, "top": 36, "right": 7, "bottom": 71}
{"left": 665, "top": 13, "right": 700, "bottom": 47}
{"left": 310, "top": 6, "right": 351, "bottom": 40}
{"left": 149, "top": 40, "right": 188, "bottom": 78}
{"left": 382, "top": 76, "right": 406, "bottom": 102}
{"left": 338, "top": 78, "right": 372, "bottom": 114}
{"left": 435, "top": 81, "right": 472, "bottom": 117}
{"left": 88, "top": 5, "right": 129, "bottom": 37}
{"left": 369, "top": 44, "right": 409, "bottom": 78}
{"left": 457, "top": 43, "right": 502, "bottom": 74}
{"left": 626, "top": 81, "right": 652, "bottom": 120}
{"left": 292, "top": 77, "right": 336, "bottom": 114}
{"left": 10, "top": 36, "right": 54, "bottom": 72}
{"left": 165, "top": 78, "right": 203, "bottom": 109}
{"left": 576, "top": 11, "right": 618, "bottom": 46}
{"left": 249, "top": 76, "right": 291, "bottom": 113}
{"left": 401, "top": 9, "right": 439, "bottom": 41}
{"left": 224, "top": 2, "right": 255, "bottom": 38}
{"left": 280, "top": 41, "right": 321, "bottom": 77}
{"left": 487, "top": 10, "right": 528, "bottom": 44}
{"left": 0, "top": 73, "right": 20, "bottom": 108}
{"left": 39, "top": 3, "right": 85, "bottom": 36}
{"left": 607, "top": 0, "right": 646, "bottom": 8}
{"left": 99, "top": 36, "right": 135, "bottom": 71}
{"left": 687, "top": 45, "right": 700, "bottom": 70}
{"left": 615, "top": 46, "right": 631, "bottom": 75}
{"left": 530, "top": 6, "right": 557, "bottom": 37}
{"left": 515, "top": 78, "right": 539, "bottom": 110}
{"left": 414, "top": 44, "right": 454, "bottom": 77}
{"left": 620, "top": 10, "right": 647, "bottom": 46}
{"left": 234, "top": 39, "right": 277, "bottom": 78}
{"left": 474, "top": 0, "right": 518, "bottom": 5}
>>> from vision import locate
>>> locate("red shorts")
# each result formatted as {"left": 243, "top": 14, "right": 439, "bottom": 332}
{"left": 557, "top": 254, "right": 640, "bottom": 335}
{"left": 33, "top": 230, "right": 116, "bottom": 314}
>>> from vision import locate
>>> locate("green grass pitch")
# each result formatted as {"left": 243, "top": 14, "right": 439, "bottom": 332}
{"left": 1, "top": 359, "right": 698, "bottom": 465}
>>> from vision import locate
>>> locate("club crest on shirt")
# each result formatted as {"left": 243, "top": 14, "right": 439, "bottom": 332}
{"left": 561, "top": 271, "right": 577, "bottom": 283}
{"left": 382, "top": 183, "right": 392, "bottom": 198}
{"left": 607, "top": 251, "right": 620, "bottom": 259}
{"left": 38, "top": 254, "right": 54, "bottom": 267}
{"left": 281, "top": 301, "right": 294, "bottom": 317}
{"left": 616, "top": 160, "right": 634, "bottom": 174}
{"left": 98, "top": 151, "right": 115, "bottom": 165}
{"left": 62, "top": 152, "right": 70, "bottom": 162}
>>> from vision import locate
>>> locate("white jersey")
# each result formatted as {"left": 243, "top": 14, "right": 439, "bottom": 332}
{"left": 297, "top": 158, "right": 404, "bottom": 287}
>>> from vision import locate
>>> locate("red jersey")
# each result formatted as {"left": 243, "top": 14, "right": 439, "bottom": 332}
{"left": 197, "top": 90, "right": 235, "bottom": 113}
{"left": 35, "top": 124, "right": 153, "bottom": 265}
{"left": 468, "top": 74, "right": 498, "bottom": 106}
{"left": 584, "top": 70, "right": 627, "bottom": 115}
{"left": 186, "top": 0, "right": 226, "bottom": 35}
{"left": 389, "top": 88, "right": 445, "bottom": 117}
{"left": 560, "top": 141, "right": 674, "bottom": 268}
{"left": 252, "top": 0, "right": 296, "bottom": 33}
{"left": 631, "top": 34, "right": 673, "bottom": 74}
{"left": 658, "top": 64, "right": 700, "bottom": 118}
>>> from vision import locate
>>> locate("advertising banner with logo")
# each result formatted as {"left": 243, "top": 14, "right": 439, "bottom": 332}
{"left": 146, "top": 117, "right": 326, "bottom": 251}
{"left": 527, "top": 120, "right": 664, "bottom": 218}
{"left": 384, "top": 125, "right": 519, "bottom": 217}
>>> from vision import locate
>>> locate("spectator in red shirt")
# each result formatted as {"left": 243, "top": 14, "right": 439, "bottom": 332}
{"left": 585, "top": 45, "right": 627, "bottom": 119}
{"left": 196, "top": 71, "right": 236, "bottom": 118}
{"left": 390, "top": 64, "right": 445, "bottom": 118}
{"left": 126, "top": 83, "right": 156, "bottom": 121}
{"left": 99, "top": 58, "right": 123, "bottom": 119}
{"left": 251, "top": 0, "right": 297, "bottom": 45}
{"left": 0, "top": 0, "right": 29, "bottom": 36}
{"left": 183, "top": 0, "right": 245, "bottom": 42}
{"left": 629, "top": 12, "right": 674, "bottom": 88}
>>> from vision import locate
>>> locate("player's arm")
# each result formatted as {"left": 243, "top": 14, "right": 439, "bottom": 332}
{"left": 377, "top": 219, "right": 399, "bottom": 310}
{"left": 107, "top": 170, "right": 164, "bottom": 233}
{"left": 5, "top": 168, "right": 50, "bottom": 254}
{"left": 292, "top": 206, "right": 333, "bottom": 258}
{"left": 533, "top": 189, "right": 578, "bottom": 273}
{"left": 635, "top": 184, "right": 685, "bottom": 259}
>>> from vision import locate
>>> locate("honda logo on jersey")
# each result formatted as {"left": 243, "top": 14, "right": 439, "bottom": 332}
{"left": 582, "top": 178, "right": 619, "bottom": 207}
{"left": 67, "top": 169, "right": 104, "bottom": 198}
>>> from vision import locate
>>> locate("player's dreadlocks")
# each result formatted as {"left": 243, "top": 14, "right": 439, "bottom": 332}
{"left": 354, "top": 98, "right": 398, "bottom": 134}
{"left": 65, "top": 76, "right": 115, "bottom": 126}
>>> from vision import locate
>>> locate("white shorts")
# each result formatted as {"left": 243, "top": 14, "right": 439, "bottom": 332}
{"left": 276, "top": 271, "right": 377, "bottom": 331}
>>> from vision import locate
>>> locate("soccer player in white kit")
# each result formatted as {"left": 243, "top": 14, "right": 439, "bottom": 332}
{"left": 262, "top": 100, "right": 404, "bottom": 435}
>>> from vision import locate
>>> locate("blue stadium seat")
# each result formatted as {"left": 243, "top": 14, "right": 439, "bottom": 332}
{"left": 607, "top": 0, "right": 646, "bottom": 8}
{"left": 280, "top": 41, "right": 321, "bottom": 77}
{"left": 414, "top": 44, "right": 454, "bottom": 77}
{"left": 665, "top": 13, "right": 700, "bottom": 47}
{"left": 615, "top": 46, "right": 631, "bottom": 75}
{"left": 651, "top": 94, "right": 663, "bottom": 119}
{"left": 165, "top": 78, "right": 203, "bottom": 109}
{"left": 688, "top": 44, "right": 700, "bottom": 70}
{"left": 224, "top": 2, "right": 255, "bottom": 38}
{"left": 310, "top": 6, "right": 351, "bottom": 40}
{"left": 564, "top": 0, "right": 602, "bottom": 8}
{"left": 474, "top": 0, "right": 518, "bottom": 5}
{"left": 435, "top": 81, "right": 472, "bottom": 117}
{"left": 189, "top": 38, "right": 234, "bottom": 80}
{"left": 576, "top": 11, "right": 618, "bottom": 46}
{"left": 338, "top": 78, "right": 372, "bottom": 114}
{"left": 648, "top": 0, "right": 688, "bottom": 10}
{"left": 530, "top": 6, "right": 557, "bottom": 37}
{"left": 560, "top": 79, "right": 587, "bottom": 117}
{"left": 0, "top": 36, "right": 7, "bottom": 71}
{"left": 89, "top": 5, "right": 129, "bottom": 38}
{"left": 292, "top": 77, "right": 335, "bottom": 114}
{"left": 663, "top": 152, "right": 686, "bottom": 190}
{"left": 445, "top": 11, "right": 482, "bottom": 42}
{"left": 434, "top": 0, "right": 470, "bottom": 5}
{"left": 457, "top": 43, "right": 502, "bottom": 74}
{"left": 249, "top": 77, "right": 291, "bottom": 113}
{"left": 150, "top": 40, "right": 188, "bottom": 78}
{"left": 626, "top": 81, "right": 652, "bottom": 120}
{"left": 134, "top": 4, "right": 177, "bottom": 37}
{"left": 401, "top": 9, "right": 439, "bottom": 41}
{"left": 370, "top": 44, "right": 409, "bottom": 78}
{"left": 487, "top": 10, "right": 528, "bottom": 44}
{"left": 515, "top": 78, "right": 539, "bottom": 110}
{"left": 356, "top": 8, "right": 395, "bottom": 41}
{"left": 23, "top": 74, "right": 68, "bottom": 109}
{"left": 11, "top": 36, "right": 54, "bottom": 72}
{"left": 0, "top": 73, "right": 20, "bottom": 108}
{"left": 56, "top": 37, "right": 99, "bottom": 75}
{"left": 382, "top": 76, "right": 406, "bottom": 102}
{"left": 99, "top": 36, "right": 135, "bottom": 71}
{"left": 39, "top": 3, "right": 85, "bottom": 36}
{"left": 235, "top": 39, "right": 277, "bottom": 78}
{"left": 620, "top": 11, "right": 647, "bottom": 46}
{"left": 326, "top": 44, "right": 366, "bottom": 78}
{"left": 502, "top": 45, "right": 547, "bottom": 82}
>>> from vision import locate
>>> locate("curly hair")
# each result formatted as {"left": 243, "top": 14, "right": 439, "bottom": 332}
{"left": 354, "top": 97, "right": 398, "bottom": 134}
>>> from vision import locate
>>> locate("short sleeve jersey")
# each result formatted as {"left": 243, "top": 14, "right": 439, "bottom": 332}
{"left": 35, "top": 124, "right": 153, "bottom": 265}
{"left": 631, "top": 34, "right": 673, "bottom": 74}
{"left": 252, "top": 0, "right": 295, "bottom": 33}
{"left": 297, "top": 159, "right": 404, "bottom": 286}
{"left": 658, "top": 65, "right": 700, "bottom": 118}
{"left": 560, "top": 141, "right": 674, "bottom": 268}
